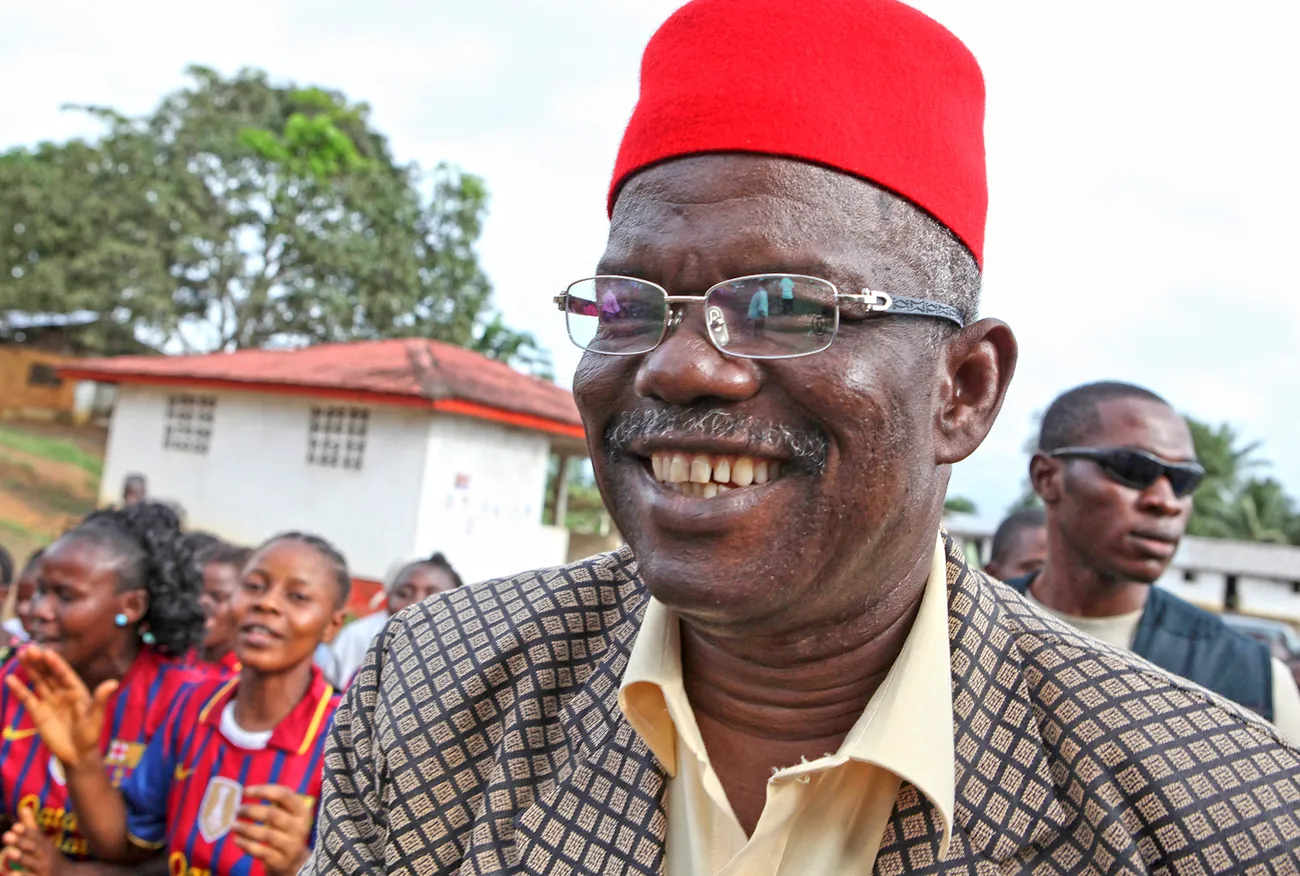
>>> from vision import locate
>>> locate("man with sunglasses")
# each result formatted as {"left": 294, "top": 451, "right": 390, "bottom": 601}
{"left": 1005, "top": 381, "right": 1300, "bottom": 742}
{"left": 307, "top": 1, "right": 1300, "bottom": 873}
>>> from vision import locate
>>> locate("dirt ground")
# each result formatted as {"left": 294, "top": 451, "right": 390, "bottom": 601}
{"left": 0, "top": 421, "right": 105, "bottom": 564}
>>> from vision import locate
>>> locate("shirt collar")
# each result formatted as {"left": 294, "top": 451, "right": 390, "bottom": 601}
{"left": 199, "top": 664, "right": 336, "bottom": 754}
{"left": 618, "top": 534, "right": 955, "bottom": 855}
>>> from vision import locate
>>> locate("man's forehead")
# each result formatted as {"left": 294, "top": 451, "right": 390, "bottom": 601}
{"left": 1093, "top": 397, "right": 1194, "bottom": 452}
{"left": 603, "top": 155, "right": 924, "bottom": 289}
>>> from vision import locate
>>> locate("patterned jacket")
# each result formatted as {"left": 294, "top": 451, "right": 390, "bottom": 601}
{"left": 305, "top": 538, "right": 1300, "bottom": 874}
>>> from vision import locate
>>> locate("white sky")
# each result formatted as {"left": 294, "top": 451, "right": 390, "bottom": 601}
{"left": 3, "top": 0, "right": 1298, "bottom": 523}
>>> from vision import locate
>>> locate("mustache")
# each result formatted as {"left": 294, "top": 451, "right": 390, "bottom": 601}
{"left": 603, "top": 408, "right": 829, "bottom": 473}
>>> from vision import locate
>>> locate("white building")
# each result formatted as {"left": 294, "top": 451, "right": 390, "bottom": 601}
{"left": 63, "top": 339, "right": 588, "bottom": 603}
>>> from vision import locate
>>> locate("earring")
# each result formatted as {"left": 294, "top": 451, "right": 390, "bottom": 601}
{"left": 114, "top": 613, "right": 129, "bottom": 628}
{"left": 141, "top": 631, "right": 157, "bottom": 646}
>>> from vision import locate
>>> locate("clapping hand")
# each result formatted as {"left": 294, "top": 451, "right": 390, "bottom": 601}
{"left": 233, "top": 785, "right": 314, "bottom": 876}
{"left": 4, "top": 646, "right": 114, "bottom": 769}
{"left": 1, "top": 805, "right": 64, "bottom": 875}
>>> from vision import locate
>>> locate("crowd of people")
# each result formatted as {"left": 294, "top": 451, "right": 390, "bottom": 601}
{"left": 0, "top": 496, "right": 465, "bottom": 875}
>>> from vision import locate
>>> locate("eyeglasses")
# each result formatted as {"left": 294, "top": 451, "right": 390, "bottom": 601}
{"left": 553, "top": 273, "right": 965, "bottom": 359}
{"left": 1049, "top": 446, "right": 1206, "bottom": 498}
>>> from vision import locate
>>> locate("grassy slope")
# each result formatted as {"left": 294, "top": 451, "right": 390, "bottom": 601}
{"left": 0, "top": 423, "right": 105, "bottom": 563}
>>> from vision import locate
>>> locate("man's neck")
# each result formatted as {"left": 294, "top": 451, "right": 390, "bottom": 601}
{"left": 678, "top": 553, "right": 929, "bottom": 744}
{"left": 1031, "top": 536, "right": 1149, "bottom": 618}
{"left": 675, "top": 555, "right": 930, "bottom": 836}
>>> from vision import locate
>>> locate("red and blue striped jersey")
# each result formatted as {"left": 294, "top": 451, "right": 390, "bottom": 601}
{"left": 183, "top": 649, "right": 242, "bottom": 680}
{"left": 0, "top": 648, "right": 199, "bottom": 860}
{"left": 122, "top": 666, "right": 338, "bottom": 876}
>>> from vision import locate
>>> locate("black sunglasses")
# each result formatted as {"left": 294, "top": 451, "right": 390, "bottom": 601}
{"left": 1048, "top": 446, "right": 1205, "bottom": 498}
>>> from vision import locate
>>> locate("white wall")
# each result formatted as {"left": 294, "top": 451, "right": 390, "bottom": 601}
{"left": 100, "top": 386, "right": 429, "bottom": 581}
{"left": 413, "top": 414, "right": 569, "bottom": 586}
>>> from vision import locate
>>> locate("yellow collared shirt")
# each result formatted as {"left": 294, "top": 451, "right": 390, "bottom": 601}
{"left": 618, "top": 535, "right": 955, "bottom": 876}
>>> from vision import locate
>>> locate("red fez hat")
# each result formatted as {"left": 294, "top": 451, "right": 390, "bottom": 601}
{"left": 609, "top": 0, "right": 987, "bottom": 266}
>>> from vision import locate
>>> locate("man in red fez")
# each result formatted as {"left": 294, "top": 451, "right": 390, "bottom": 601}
{"left": 307, "top": 1, "right": 1300, "bottom": 873}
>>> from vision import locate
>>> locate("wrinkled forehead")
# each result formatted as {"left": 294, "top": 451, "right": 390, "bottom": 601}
{"left": 604, "top": 154, "right": 930, "bottom": 294}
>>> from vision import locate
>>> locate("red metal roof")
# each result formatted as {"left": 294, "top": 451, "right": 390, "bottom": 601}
{"left": 59, "top": 338, "right": 584, "bottom": 439}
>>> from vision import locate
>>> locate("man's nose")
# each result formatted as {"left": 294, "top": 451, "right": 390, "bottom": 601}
{"left": 634, "top": 304, "right": 762, "bottom": 406}
{"left": 1137, "top": 476, "right": 1187, "bottom": 517}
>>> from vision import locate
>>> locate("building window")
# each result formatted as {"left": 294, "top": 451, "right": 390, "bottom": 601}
{"left": 307, "top": 406, "right": 368, "bottom": 470}
{"left": 163, "top": 394, "right": 216, "bottom": 454}
{"left": 26, "top": 363, "right": 63, "bottom": 388}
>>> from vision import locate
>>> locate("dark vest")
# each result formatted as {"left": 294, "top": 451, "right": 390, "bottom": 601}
{"left": 1004, "top": 573, "right": 1274, "bottom": 721}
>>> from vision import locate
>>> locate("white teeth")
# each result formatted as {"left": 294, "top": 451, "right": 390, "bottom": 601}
{"left": 648, "top": 451, "right": 784, "bottom": 496}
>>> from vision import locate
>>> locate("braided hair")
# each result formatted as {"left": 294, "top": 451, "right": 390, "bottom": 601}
{"left": 63, "top": 501, "right": 205, "bottom": 657}
{"left": 257, "top": 532, "right": 351, "bottom": 608}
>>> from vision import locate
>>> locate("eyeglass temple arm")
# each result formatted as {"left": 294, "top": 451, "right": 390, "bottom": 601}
{"left": 838, "top": 290, "right": 965, "bottom": 328}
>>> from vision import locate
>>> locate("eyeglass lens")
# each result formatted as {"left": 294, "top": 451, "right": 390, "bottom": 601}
{"left": 1101, "top": 450, "right": 1203, "bottom": 497}
{"left": 562, "top": 275, "right": 840, "bottom": 358}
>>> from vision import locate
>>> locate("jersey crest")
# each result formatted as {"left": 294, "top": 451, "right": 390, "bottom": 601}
{"left": 198, "top": 776, "right": 242, "bottom": 844}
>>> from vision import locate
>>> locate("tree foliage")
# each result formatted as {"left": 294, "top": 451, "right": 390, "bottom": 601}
{"left": 1185, "top": 418, "right": 1300, "bottom": 545}
{"left": 943, "top": 496, "right": 977, "bottom": 515}
{"left": 0, "top": 66, "right": 548, "bottom": 373}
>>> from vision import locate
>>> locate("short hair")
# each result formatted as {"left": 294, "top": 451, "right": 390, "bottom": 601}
{"left": 123, "top": 473, "right": 147, "bottom": 491}
{"left": 990, "top": 508, "right": 1047, "bottom": 564}
{"left": 424, "top": 552, "right": 464, "bottom": 589}
{"left": 62, "top": 502, "right": 206, "bottom": 657}
{"left": 0, "top": 545, "right": 12, "bottom": 587}
{"left": 256, "top": 532, "right": 351, "bottom": 609}
{"left": 1038, "top": 382, "right": 1170, "bottom": 452}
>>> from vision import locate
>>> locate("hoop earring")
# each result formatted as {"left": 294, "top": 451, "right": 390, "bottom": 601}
{"left": 114, "top": 613, "right": 129, "bottom": 628}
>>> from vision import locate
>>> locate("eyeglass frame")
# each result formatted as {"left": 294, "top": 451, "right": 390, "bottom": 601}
{"left": 552, "top": 273, "right": 966, "bottom": 360}
{"left": 1047, "top": 445, "right": 1206, "bottom": 497}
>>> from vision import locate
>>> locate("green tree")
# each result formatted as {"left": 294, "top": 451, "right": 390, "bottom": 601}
{"left": 943, "top": 496, "right": 977, "bottom": 515}
{"left": 0, "top": 66, "right": 547, "bottom": 372}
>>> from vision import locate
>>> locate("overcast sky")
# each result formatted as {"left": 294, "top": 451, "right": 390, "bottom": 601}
{"left": 4, "top": 0, "right": 1298, "bottom": 523}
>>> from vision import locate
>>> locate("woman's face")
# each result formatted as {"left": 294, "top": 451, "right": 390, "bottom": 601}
{"left": 13, "top": 562, "right": 39, "bottom": 636}
{"left": 387, "top": 564, "right": 459, "bottom": 615}
{"left": 231, "top": 540, "right": 345, "bottom": 675}
{"left": 198, "top": 561, "right": 242, "bottom": 657}
{"left": 28, "top": 537, "right": 139, "bottom": 673}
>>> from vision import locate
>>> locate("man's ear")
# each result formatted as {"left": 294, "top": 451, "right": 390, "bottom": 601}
{"left": 934, "top": 318, "right": 1017, "bottom": 465}
{"left": 1029, "top": 452, "right": 1064, "bottom": 505}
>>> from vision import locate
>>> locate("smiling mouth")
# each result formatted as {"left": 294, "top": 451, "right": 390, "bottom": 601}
{"left": 240, "top": 623, "right": 283, "bottom": 641}
{"left": 648, "top": 451, "right": 784, "bottom": 498}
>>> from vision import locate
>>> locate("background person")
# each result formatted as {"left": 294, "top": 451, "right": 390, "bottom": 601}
{"left": 1005, "top": 381, "right": 1300, "bottom": 742}
{"left": 983, "top": 508, "right": 1047, "bottom": 581}
{"left": 327, "top": 552, "right": 462, "bottom": 688}
{"left": 0, "top": 502, "right": 204, "bottom": 863}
